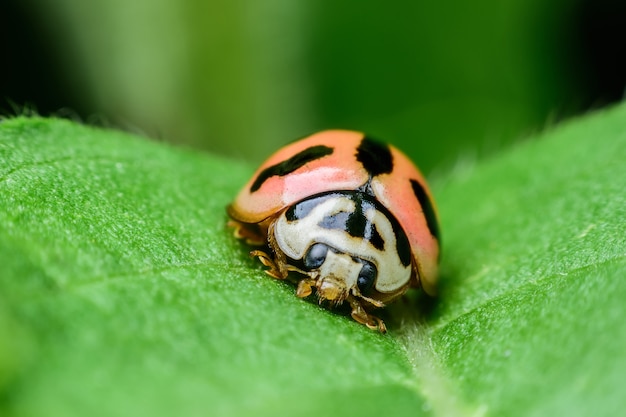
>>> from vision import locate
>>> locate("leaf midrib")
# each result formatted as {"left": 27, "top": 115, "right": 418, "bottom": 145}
{"left": 394, "top": 254, "right": 626, "bottom": 417}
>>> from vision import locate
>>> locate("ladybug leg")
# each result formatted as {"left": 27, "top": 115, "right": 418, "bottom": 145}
{"left": 250, "top": 250, "right": 289, "bottom": 279}
{"left": 351, "top": 287, "right": 386, "bottom": 309}
{"left": 227, "top": 220, "right": 266, "bottom": 246}
{"left": 296, "top": 278, "right": 316, "bottom": 298}
{"left": 348, "top": 297, "right": 387, "bottom": 333}
{"left": 248, "top": 221, "right": 293, "bottom": 279}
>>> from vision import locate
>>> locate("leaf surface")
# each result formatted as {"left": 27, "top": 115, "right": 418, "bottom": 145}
{"left": 0, "top": 105, "right": 625, "bottom": 416}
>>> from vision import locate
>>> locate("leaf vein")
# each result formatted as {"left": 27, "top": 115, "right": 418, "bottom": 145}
{"left": 432, "top": 254, "right": 626, "bottom": 333}
{"left": 0, "top": 155, "right": 113, "bottom": 184}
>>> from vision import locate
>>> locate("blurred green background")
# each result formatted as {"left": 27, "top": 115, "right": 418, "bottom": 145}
{"left": 1, "top": 0, "right": 624, "bottom": 173}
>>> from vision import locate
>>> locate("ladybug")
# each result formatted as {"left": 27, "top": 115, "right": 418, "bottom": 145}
{"left": 227, "top": 130, "right": 440, "bottom": 332}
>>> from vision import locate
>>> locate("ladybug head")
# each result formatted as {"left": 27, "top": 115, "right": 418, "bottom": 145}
{"left": 300, "top": 243, "right": 378, "bottom": 306}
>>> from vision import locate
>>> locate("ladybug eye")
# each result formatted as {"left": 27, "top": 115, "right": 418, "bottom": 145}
{"left": 304, "top": 243, "right": 328, "bottom": 270}
{"left": 357, "top": 261, "right": 377, "bottom": 295}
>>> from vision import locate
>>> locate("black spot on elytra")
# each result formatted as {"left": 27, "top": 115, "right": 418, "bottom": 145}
{"left": 355, "top": 136, "right": 393, "bottom": 177}
{"left": 250, "top": 145, "right": 333, "bottom": 192}
{"left": 410, "top": 179, "right": 440, "bottom": 242}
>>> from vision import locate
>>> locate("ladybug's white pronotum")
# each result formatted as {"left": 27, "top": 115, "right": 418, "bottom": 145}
{"left": 228, "top": 130, "right": 440, "bottom": 332}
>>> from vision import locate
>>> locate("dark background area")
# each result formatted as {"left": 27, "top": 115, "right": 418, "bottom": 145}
{"left": 1, "top": 0, "right": 624, "bottom": 173}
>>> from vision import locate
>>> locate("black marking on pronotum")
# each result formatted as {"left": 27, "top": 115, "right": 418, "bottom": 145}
{"left": 250, "top": 145, "right": 333, "bottom": 192}
{"left": 355, "top": 136, "right": 393, "bottom": 177}
{"left": 319, "top": 209, "right": 385, "bottom": 251}
{"left": 285, "top": 191, "right": 411, "bottom": 267}
{"left": 285, "top": 193, "right": 336, "bottom": 221}
{"left": 410, "top": 179, "right": 440, "bottom": 242}
{"left": 341, "top": 192, "right": 385, "bottom": 251}
{"left": 368, "top": 225, "right": 385, "bottom": 251}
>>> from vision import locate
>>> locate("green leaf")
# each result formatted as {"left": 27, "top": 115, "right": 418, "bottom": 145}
{"left": 1, "top": 103, "right": 625, "bottom": 416}
{"left": 0, "top": 118, "right": 423, "bottom": 417}
{"left": 421, "top": 103, "right": 626, "bottom": 416}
